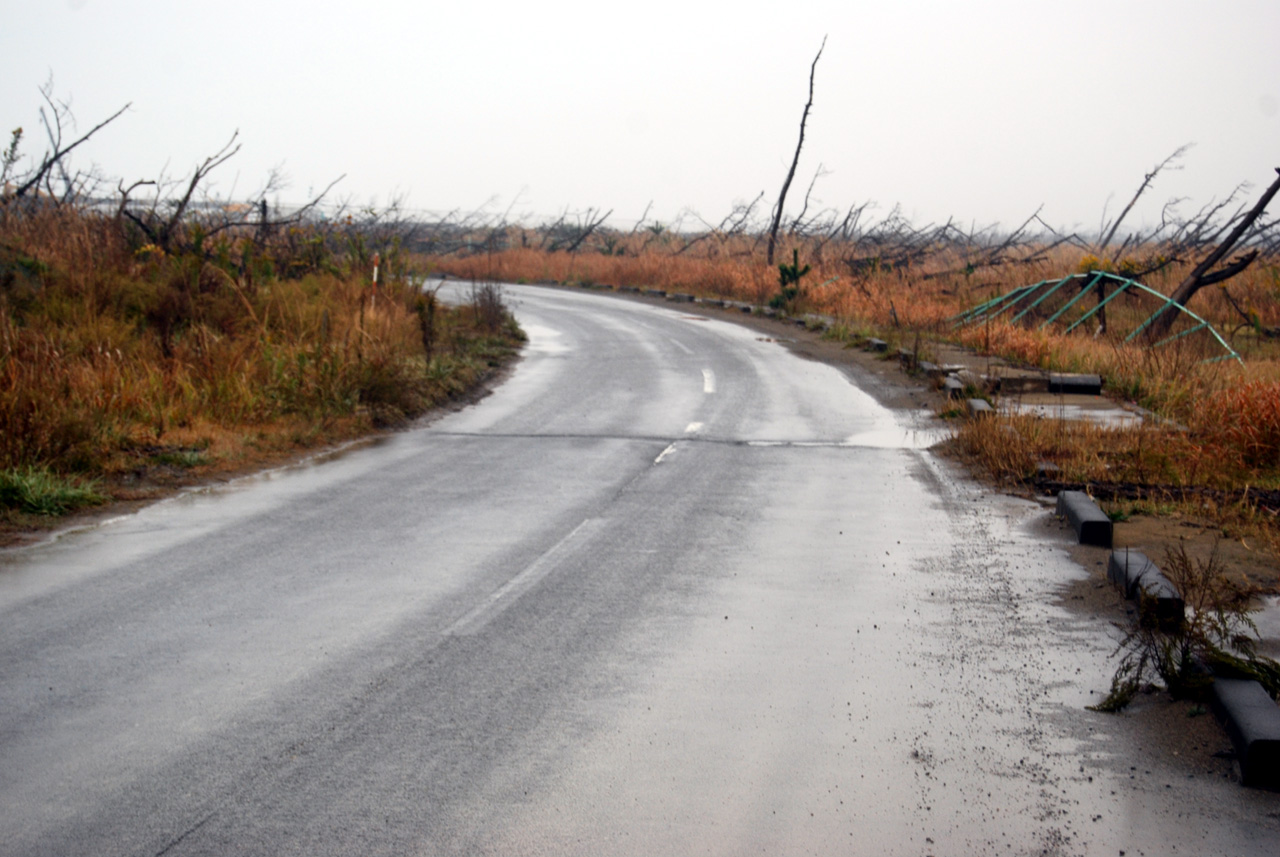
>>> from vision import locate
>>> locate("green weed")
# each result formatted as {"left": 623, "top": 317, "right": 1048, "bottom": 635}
{"left": 0, "top": 466, "right": 106, "bottom": 516}
{"left": 1090, "top": 544, "right": 1280, "bottom": 712}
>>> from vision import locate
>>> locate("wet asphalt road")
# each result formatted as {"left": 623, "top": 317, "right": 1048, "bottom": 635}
{"left": 2, "top": 283, "right": 1278, "bottom": 855}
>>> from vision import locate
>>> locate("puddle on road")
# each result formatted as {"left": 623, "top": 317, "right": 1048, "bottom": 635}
{"left": 1001, "top": 400, "right": 1144, "bottom": 428}
{"left": 520, "top": 322, "right": 572, "bottom": 356}
{"left": 1253, "top": 596, "right": 1280, "bottom": 656}
{"left": 843, "top": 424, "right": 949, "bottom": 450}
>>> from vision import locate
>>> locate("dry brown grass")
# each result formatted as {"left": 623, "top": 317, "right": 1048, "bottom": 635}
{"left": 0, "top": 206, "right": 523, "bottom": 497}
{"left": 431, "top": 235, "right": 1280, "bottom": 414}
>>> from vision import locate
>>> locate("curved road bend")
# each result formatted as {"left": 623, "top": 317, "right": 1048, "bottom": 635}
{"left": 1, "top": 283, "right": 1276, "bottom": 855}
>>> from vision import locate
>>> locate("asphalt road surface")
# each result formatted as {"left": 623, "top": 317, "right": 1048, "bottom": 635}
{"left": 2, "top": 284, "right": 1277, "bottom": 856}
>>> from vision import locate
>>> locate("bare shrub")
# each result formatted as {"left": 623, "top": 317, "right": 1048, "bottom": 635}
{"left": 470, "top": 283, "right": 507, "bottom": 333}
{"left": 1091, "top": 544, "right": 1280, "bottom": 712}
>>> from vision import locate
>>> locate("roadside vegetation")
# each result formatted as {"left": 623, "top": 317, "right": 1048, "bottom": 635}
{"left": 0, "top": 94, "right": 522, "bottom": 533}
{"left": 1090, "top": 545, "right": 1280, "bottom": 713}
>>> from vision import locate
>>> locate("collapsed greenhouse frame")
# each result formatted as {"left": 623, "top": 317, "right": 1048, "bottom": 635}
{"left": 952, "top": 271, "right": 1242, "bottom": 365}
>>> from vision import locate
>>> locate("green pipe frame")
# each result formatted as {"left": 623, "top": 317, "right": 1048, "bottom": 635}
{"left": 1011, "top": 274, "right": 1088, "bottom": 324}
{"left": 1062, "top": 275, "right": 1131, "bottom": 333}
{"left": 952, "top": 272, "right": 1241, "bottom": 365}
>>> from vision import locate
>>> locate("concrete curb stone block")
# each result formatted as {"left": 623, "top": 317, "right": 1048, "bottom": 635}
{"left": 1210, "top": 678, "right": 1280, "bottom": 790}
{"left": 944, "top": 377, "right": 964, "bottom": 399}
{"left": 1107, "top": 550, "right": 1184, "bottom": 631}
{"left": 966, "top": 398, "right": 994, "bottom": 418}
{"left": 1107, "top": 550, "right": 1160, "bottom": 597}
{"left": 1000, "top": 374, "right": 1050, "bottom": 394}
{"left": 1035, "top": 461, "right": 1060, "bottom": 480}
{"left": 1135, "top": 570, "right": 1185, "bottom": 632}
{"left": 1056, "top": 490, "right": 1113, "bottom": 547}
{"left": 866, "top": 338, "right": 888, "bottom": 353}
{"left": 1049, "top": 373, "right": 1104, "bottom": 395}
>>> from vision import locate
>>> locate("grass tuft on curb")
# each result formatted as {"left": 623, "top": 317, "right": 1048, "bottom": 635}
{"left": 0, "top": 467, "right": 107, "bottom": 516}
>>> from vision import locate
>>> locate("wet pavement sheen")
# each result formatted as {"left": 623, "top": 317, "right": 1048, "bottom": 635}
{"left": 0, "top": 284, "right": 1276, "bottom": 856}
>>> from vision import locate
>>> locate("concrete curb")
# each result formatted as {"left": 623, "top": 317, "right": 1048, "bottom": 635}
{"left": 1209, "top": 678, "right": 1280, "bottom": 790}
{"left": 1035, "top": 461, "right": 1060, "bottom": 480}
{"left": 1055, "top": 490, "right": 1113, "bottom": 547}
{"left": 1106, "top": 550, "right": 1184, "bottom": 631}
{"left": 1048, "top": 373, "right": 1103, "bottom": 395}
{"left": 966, "top": 398, "right": 994, "bottom": 418}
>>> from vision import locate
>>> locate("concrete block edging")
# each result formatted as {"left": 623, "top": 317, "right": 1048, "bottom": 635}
{"left": 1210, "top": 678, "right": 1280, "bottom": 790}
{"left": 1106, "top": 549, "right": 1184, "bottom": 631}
{"left": 1055, "top": 490, "right": 1113, "bottom": 548}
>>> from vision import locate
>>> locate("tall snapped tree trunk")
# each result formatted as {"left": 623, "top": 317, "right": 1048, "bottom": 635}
{"left": 767, "top": 37, "right": 826, "bottom": 267}
{"left": 1147, "top": 168, "right": 1280, "bottom": 339}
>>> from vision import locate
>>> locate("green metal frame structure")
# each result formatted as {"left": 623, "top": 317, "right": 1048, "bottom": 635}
{"left": 952, "top": 272, "right": 1242, "bottom": 364}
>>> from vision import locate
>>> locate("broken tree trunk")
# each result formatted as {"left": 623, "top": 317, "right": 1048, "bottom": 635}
{"left": 1146, "top": 168, "right": 1280, "bottom": 340}
{"left": 766, "top": 37, "right": 825, "bottom": 267}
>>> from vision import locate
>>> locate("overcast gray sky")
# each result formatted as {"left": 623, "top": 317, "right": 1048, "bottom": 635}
{"left": 4, "top": 0, "right": 1278, "bottom": 233}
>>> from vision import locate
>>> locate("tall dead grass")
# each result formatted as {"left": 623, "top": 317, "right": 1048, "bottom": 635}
{"left": 0, "top": 206, "right": 521, "bottom": 480}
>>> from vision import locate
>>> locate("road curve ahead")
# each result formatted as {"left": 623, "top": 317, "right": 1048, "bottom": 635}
{"left": 1, "top": 284, "right": 1276, "bottom": 856}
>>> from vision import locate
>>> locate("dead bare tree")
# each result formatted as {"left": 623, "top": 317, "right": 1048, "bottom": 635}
{"left": 2, "top": 81, "right": 129, "bottom": 206}
{"left": 788, "top": 163, "right": 832, "bottom": 235}
{"left": 1146, "top": 167, "right": 1280, "bottom": 339}
{"left": 120, "top": 131, "right": 242, "bottom": 249}
{"left": 539, "top": 207, "right": 612, "bottom": 253}
{"left": 766, "top": 36, "right": 826, "bottom": 266}
{"left": 1093, "top": 145, "right": 1190, "bottom": 258}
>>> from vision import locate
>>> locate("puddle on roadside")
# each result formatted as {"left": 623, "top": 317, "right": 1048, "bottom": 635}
{"left": 519, "top": 323, "right": 572, "bottom": 355}
{"left": 1252, "top": 596, "right": 1280, "bottom": 652}
{"left": 1000, "top": 401, "right": 1144, "bottom": 428}
{"left": 842, "top": 426, "right": 949, "bottom": 449}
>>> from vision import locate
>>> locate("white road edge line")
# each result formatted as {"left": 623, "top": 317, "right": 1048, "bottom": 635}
{"left": 445, "top": 518, "right": 604, "bottom": 636}
{"left": 654, "top": 443, "right": 678, "bottom": 464}
{"left": 702, "top": 369, "right": 716, "bottom": 394}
